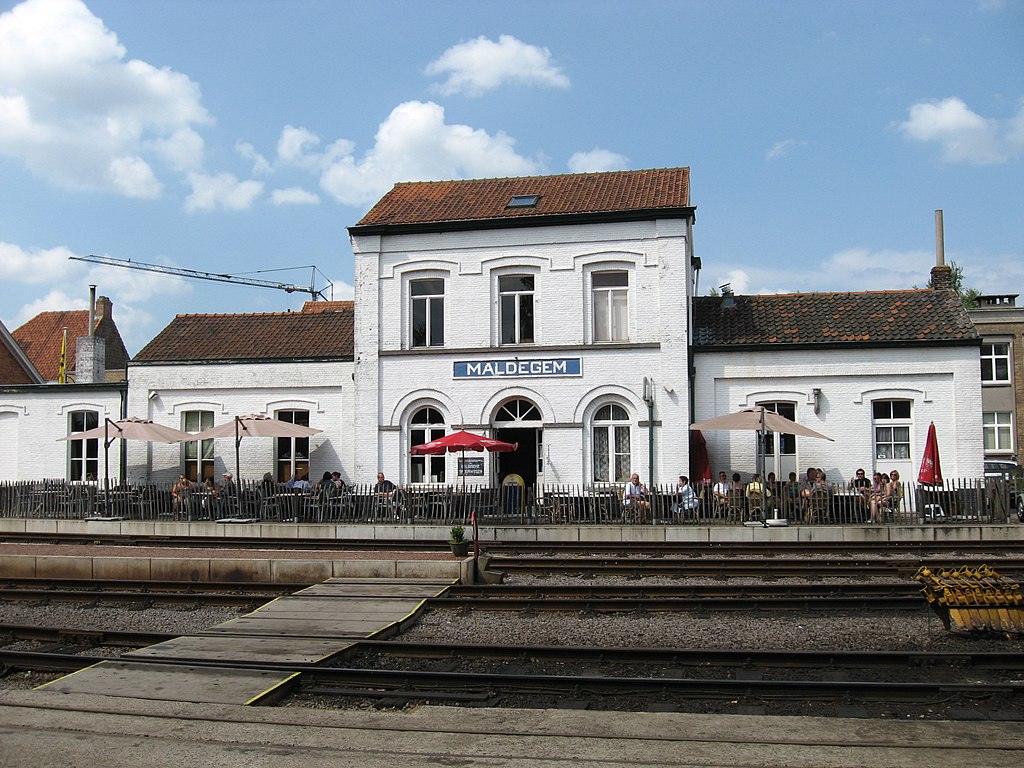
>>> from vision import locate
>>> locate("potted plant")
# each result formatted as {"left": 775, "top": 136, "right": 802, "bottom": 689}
{"left": 449, "top": 525, "right": 469, "bottom": 556}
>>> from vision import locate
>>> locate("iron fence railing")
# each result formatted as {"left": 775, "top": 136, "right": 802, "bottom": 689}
{"left": 0, "top": 477, "right": 1019, "bottom": 526}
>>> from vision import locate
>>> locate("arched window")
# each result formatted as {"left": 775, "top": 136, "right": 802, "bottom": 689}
{"left": 592, "top": 403, "right": 630, "bottom": 482}
{"left": 494, "top": 399, "right": 542, "bottom": 424}
{"left": 410, "top": 407, "right": 446, "bottom": 483}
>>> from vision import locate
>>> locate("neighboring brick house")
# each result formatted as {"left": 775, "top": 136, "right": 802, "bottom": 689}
{"left": 1, "top": 298, "right": 127, "bottom": 482}
{"left": 348, "top": 168, "right": 696, "bottom": 489}
{"left": 0, "top": 320, "right": 43, "bottom": 385}
{"left": 12, "top": 295, "right": 129, "bottom": 383}
{"left": 969, "top": 294, "right": 1024, "bottom": 462}
{"left": 127, "top": 301, "right": 355, "bottom": 485}
{"left": 691, "top": 267, "right": 983, "bottom": 484}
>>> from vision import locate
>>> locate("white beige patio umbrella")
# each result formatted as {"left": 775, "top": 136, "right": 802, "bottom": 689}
{"left": 190, "top": 414, "right": 323, "bottom": 516}
{"left": 57, "top": 417, "right": 192, "bottom": 497}
{"left": 689, "top": 406, "right": 833, "bottom": 478}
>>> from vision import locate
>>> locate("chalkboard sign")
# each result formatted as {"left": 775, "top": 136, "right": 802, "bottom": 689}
{"left": 458, "top": 457, "right": 484, "bottom": 476}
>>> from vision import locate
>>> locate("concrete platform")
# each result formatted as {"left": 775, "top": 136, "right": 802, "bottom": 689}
{"left": 2, "top": 690, "right": 1022, "bottom": 767}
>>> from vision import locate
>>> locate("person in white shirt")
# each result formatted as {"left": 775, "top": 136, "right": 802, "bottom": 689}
{"left": 623, "top": 472, "right": 650, "bottom": 523}
{"left": 674, "top": 475, "right": 700, "bottom": 519}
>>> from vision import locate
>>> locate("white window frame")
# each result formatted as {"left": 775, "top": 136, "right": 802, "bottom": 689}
{"left": 275, "top": 410, "right": 310, "bottom": 483}
{"left": 592, "top": 270, "right": 629, "bottom": 343}
{"left": 410, "top": 407, "right": 446, "bottom": 484}
{"left": 181, "top": 410, "right": 214, "bottom": 483}
{"left": 983, "top": 411, "right": 1014, "bottom": 453}
{"left": 872, "top": 400, "right": 912, "bottom": 462}
{"left": 981, "top": 341, "right": 1012, "bottom": 384}
{"left": 592, "top": 403, "right": 631, "bottom": 483}
{"left": 67, "top": 410, "right": 99, "bottom": 482}
{"left": 410, "top": 277, "right": 445, "bottom": 348}
{"left": 499, "top": 274, "right": 535, "bottom": 345}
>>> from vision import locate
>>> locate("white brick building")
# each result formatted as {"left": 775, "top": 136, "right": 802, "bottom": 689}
{"left": 348, "top": 169, "right": 696, "bottom": 489}
{"left": 126, "top": 303, "right": 355, "bottom": 485}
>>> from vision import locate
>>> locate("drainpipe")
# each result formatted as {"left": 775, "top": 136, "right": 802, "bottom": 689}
{"left": 643, "top": 377, "right": 655, "bottom": 497}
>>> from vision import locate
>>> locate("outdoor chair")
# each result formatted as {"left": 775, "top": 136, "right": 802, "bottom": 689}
{"left": 807, "top": 488, "right": 830, "bottom": 524}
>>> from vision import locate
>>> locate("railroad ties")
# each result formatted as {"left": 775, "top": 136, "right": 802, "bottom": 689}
{"left": 34, "top": 577, "right": 454, "bottom": 705}
{"left": 914, "top": 564, "right": 1024, "bottom": 635}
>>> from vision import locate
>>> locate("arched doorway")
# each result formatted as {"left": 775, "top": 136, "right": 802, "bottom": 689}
{"left": 493, "top": 398, "right": 542, "bottom": 488}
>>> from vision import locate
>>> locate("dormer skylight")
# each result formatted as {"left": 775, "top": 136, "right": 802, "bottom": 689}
{"left": 507, "top": 194, "right": 540, "bottom": 208}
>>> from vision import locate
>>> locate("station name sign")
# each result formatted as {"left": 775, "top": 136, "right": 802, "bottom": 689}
{"left": 453, "top": 357, "right": 582, "bottom": 379}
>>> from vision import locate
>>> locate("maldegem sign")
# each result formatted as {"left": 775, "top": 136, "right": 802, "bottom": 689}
{"left": 453, "top": 358, "right": 582, "bottom": 379}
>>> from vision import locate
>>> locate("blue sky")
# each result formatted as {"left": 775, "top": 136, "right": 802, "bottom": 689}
{"left": 1, "top": 0, "right": 1022, "bottom": 354}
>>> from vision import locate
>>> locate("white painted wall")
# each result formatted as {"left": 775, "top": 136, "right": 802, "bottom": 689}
{"left": 351, "top": 218, "right": 694, "bottom": 486}
{"left": 0, "top": 387, "right": 124, "bottom": 482}
{"left": 693, "top": 345, "right": 984, "bottom": 485}
{"left": 127, "top": 360, "right": 355, "bottom": 485}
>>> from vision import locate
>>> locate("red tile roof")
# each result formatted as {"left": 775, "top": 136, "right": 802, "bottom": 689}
{"left": 12, "top": 302, "right": 129, "bottom": 382}
{"left": 352, "top": 167, "right": 691, "bottom": 230}
{"left": 133, "top": 301, "right": 354, "bottom": 363}
{"left": 693, "top": 289, "right": 979, "bottom": 348}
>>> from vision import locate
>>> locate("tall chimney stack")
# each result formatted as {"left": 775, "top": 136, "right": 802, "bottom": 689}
{"left": 76, "top": 284, "right": 106, "bottom": 383}
{"left": 930, "top": 209, "right": 953, "bottom": 291}
{"left": 87, "top": 284, "right": 96, "bottom": 337}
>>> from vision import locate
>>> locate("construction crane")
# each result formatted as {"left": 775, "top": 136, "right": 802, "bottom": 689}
{"left": 70, "top": 255, "right": 333, "bottom": 301}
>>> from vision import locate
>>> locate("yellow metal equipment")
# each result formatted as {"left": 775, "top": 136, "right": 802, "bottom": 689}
{"left": 914, "top": 564, "right": 1024, "bottom": 635}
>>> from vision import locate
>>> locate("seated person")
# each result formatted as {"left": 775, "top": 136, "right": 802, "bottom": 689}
{"left": 171, "top": 474, "right": 194, "bottom": 519}
{"left": 673, "top": 475, "right": 700, "bottom": 518}
{"left": 745, "top": 473, "right": 770, "bottom": 517}
{"left": 765, "top": 472, "right": 782, "bottom": 514}
{"left": 712, "top": 471, "right": 730, "bottom": 511}
{"left": 331, "top": 471, "right": 347, "bottom": 491}
{"left": 373, "top": 471, "right": 396, "bottom": 496}
{"left": 286, "top": 471, "right": 312, "bottom": 491}
{"left": 869, "top": 472, "right": 891, "bottom": 524}
{"left": 622, "top": 472, "right": 651, "bottom": 523}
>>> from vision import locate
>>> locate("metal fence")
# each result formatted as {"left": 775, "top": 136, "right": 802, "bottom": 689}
{"left": 0, "top": 477, "right": 1020, "bottom": 526}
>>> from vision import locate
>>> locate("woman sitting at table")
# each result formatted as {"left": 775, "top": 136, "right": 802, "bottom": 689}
{"left": 868, "top": 472, "right": 891, "bottom": 524}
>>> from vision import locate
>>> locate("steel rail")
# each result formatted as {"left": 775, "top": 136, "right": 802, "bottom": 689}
{"left": 4, "top": 531, "right": 1024, "bottom": 556}
{"left": 426, "top": 595, "right": 926, "bottom": 611}
{"left": 0, "top": 623, "right": 176, "bottom": 646}
{"left": 3, "top": 649, "right": 1021, "bottom": 704}
{"left": 0, "top": 577, "right": 298, "bottom": 594}
{"left": 0, "top": 588, "right": 272, "bottom": 607}
{"left": 448, "top": 583, "right": 921, "bottom": 598}
{"left": 349, "top": 639, "right": 1024, "bottom": 670}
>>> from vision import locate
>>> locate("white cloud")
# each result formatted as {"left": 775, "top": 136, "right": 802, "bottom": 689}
{"left": 271, "top": 187, "right": 320, "bottom": 206}
{"left": 0, "top": 242, "right": 83, "bottom": 285}
{"left": 323, "top": 279, "right": 354, "bottom": 301}
{"left": 711, "top": 269, "right": 751, "bottom": 295}
{"left": 766, "top": 139, "right": 807, "bottom": 160}
{"left": 12, "top": 289, "right": 88, "bottom": 327}
{"left": 0, "top": 0, "right": 211, "bottom": 196}
{"left": 319, "top": 100, "right": 540, "bottom": 208}
{"left": 426, "top": 35, "right": 570, "bottom": 97}
{"left": 185, "top": 172, "right": 264, "bottom": 212}
{"left": 277, "top": 125, "right": 323, "bottom": 168}
{"left": 897, "top": 97, "right": 1024, "bottom": 164}
{"left": 236, "top": 141, "right": 272, "bottom": 175}
{"left": 567, "top": 149, "right": 629, "bottom": 173}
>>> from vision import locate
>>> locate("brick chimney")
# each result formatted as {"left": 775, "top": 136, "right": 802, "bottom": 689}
{"left": 75, "top": 286, "right": 107, "bottom": 383}
{"left": 930, "top": 209, "right": 953, "bottom": 292}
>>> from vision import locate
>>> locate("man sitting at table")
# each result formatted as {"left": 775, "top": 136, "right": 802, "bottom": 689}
{"left": 373, "top": 472, "right": 396, "bottom": 495}
{"left": 622, "top": 472, "right": 651, "bottom": 524}
{"left": 287, "top": 471, "right": 312, "bottom": 491}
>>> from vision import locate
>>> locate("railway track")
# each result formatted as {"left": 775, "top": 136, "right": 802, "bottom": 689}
{"left": 3, "top": 530, "right": 1023, "bottom": 557}
{"left": 4, "top": 638, "right": 1021, "bottom": 720}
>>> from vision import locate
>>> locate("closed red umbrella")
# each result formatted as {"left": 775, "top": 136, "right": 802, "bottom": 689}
{"left": 689, "top": 429, "right": 712, "bottom": 484}
{"left": 918, "top": 422, "right": 943, "bottom": 485}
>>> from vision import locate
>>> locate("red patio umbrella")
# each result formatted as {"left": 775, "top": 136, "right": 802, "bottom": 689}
{"left": 917, "top": 422, "right": 943, "bottom": 485}
{"left": 410, "top": 430, "right": 518, "bottom": 570}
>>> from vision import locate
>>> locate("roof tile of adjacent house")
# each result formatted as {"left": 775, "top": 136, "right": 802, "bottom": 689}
{"left": 132, "top": 301, "right": 354, "bottom": 363}
{"left": 693, "top": 290, "right": 979, "bottom": 348}
{"left": 353, "top": 167, "right": 691, "bottom": 228}
{"left": 12, "top": 297, "right": 129, "bottom": 381}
